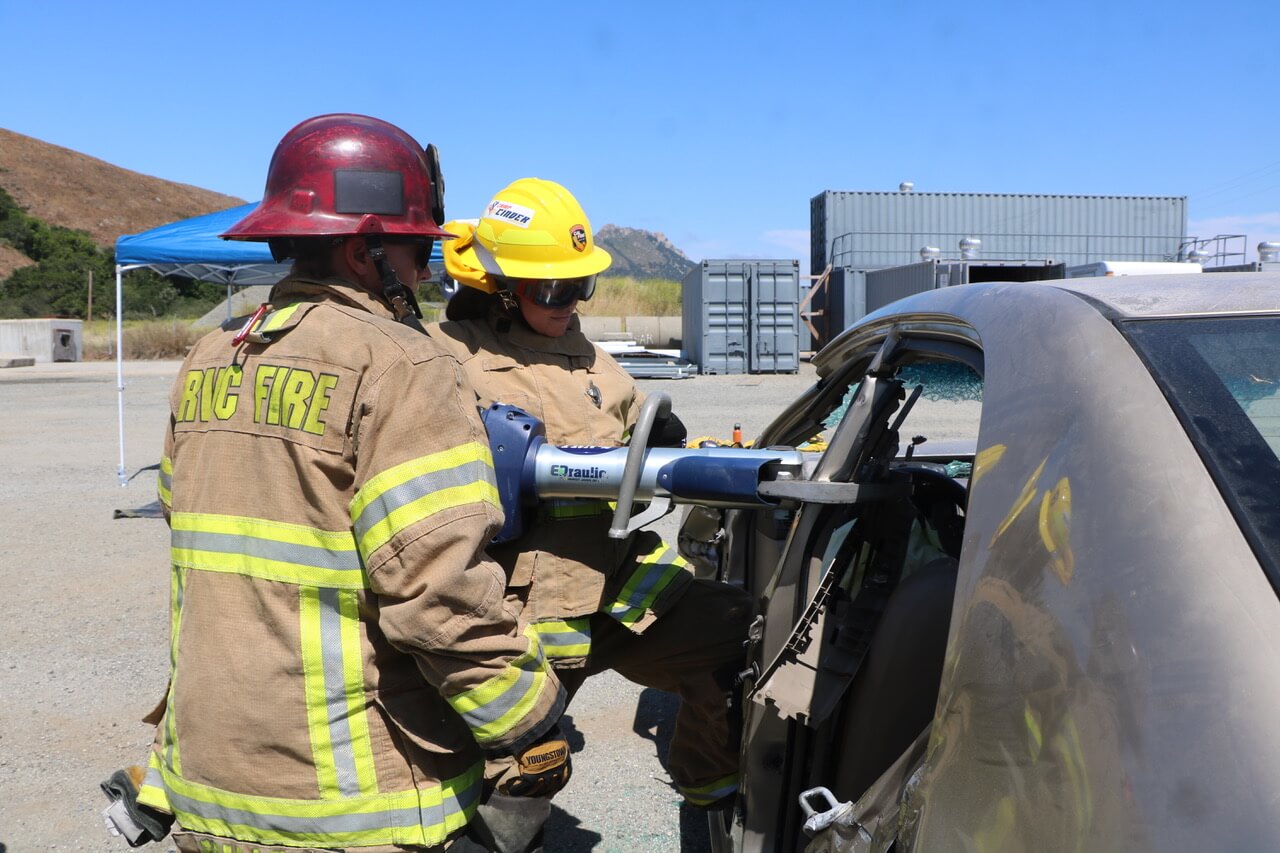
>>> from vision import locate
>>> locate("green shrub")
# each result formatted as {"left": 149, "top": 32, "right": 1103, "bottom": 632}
{"left": 0, "top": 186, "right": 228, "bottom": 321}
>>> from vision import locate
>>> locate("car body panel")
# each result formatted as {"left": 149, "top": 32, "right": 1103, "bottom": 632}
{"left": 722, "top": 274, "right": 1280, "bottom": 851}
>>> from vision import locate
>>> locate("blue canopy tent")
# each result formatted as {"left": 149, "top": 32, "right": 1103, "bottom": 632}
{"left": 111, "top": 203, "right": 443, "bottom": 484}
{"left": 115, "top": 202, "right": 289, "bottom": 286}
{"left": 112, "top": 203, "right": 287, "bottom": 484}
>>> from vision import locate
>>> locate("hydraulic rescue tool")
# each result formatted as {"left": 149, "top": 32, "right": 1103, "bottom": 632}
{"left": 482, "top": 391, "right": 813, "bottom": 542}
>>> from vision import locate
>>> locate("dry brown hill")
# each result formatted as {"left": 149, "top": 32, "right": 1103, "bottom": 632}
{"left": 0, "top": 127, "right": 244, "bottom": 249}
{"left": 0, "top": 243, "right": 34, "bottom": 279}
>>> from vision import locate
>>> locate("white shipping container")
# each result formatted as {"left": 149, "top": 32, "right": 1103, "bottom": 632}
{"left": 0, "top": 319, "right": 83, "bottom": 362}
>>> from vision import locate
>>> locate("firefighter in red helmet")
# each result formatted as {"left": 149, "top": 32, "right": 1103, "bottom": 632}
{"left": 107, "top": 115, "right": 569, "bottom": 852}
{"left": 220, "top": 113, "right": 453, "bottom": 329}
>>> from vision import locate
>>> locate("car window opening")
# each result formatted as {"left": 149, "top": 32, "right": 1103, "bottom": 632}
{"left": 789, "top": 356, "right": 981, "bottom": 807}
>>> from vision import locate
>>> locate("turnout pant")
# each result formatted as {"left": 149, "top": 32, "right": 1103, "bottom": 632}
{"left": 484, "top": 577, "right": 752, "bottom": 805}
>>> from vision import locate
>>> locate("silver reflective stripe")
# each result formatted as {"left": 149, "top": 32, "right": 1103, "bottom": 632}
{"left": 539, "top": 631, "right": 590, "bottom": 649}
{"left": 684, "top": 779, "right": 738, "bottom": 802}
{"left": 172, "top": 529, "right": 363, "bottom": 572}
{"left": 457, "top": 645, "right": 547, "bottom": 730}
{"left": 352, "top": 459, "right": 493, "bottom": 544}
{"left": 461, "top": 670, "right": 535, "bottom": 729}
{"left": 318, "top": 588, "right": 360, "bottom": 797}
{"left": 618, "top": 547, "right": 679, "bottom": 606}
{"left": 158, "top": 467, "right": 172, "bottom": 495}
{"left": 469, "top": 238, "right": 507, "bottom": 277}
{"left": 160, "top": 779, "right": 481, "bottom": 837}
{"left": 423, "top": 782, "right": 481, "bottom": 837}
{"left": 166, "top": 789, "right": 413, "bottom": 835}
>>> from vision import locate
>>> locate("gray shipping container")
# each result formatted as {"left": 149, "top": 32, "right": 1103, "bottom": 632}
{"left": 0, "top": 319, "right": 83, "bottom": 362}
{"left": 682, "top": 260, "right": 800, "bottom": 374}
{"left": 810, "top": 190, "right": 1186, "bottom": 274}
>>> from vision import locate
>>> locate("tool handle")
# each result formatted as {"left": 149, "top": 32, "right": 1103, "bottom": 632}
{"left": 608, "top": 392, "right": 672, "bottom": 539}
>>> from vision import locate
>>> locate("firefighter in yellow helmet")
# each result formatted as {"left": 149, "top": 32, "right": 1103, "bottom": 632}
{"left": 430, "top": 178, "right": 752, "bottom": 845}
{"left": 106, "top": 118, "right": 570, "bottom": 853}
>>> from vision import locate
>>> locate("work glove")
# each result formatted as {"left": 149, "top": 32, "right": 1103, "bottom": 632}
{"left": 649, "top": 410, "right": 688, "bottom": 448}
{"left": 495, "top": 723, "right": 572, "bottom": 798}
{"left": 101, "top": 765, "right": 174, "bottom": 846}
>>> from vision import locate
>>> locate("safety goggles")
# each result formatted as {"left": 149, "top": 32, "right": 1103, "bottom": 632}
{"left": 504, "top": 275, "right": 598, "bottom": 308}
{"left": 382, "top": 237, "right": 434, "bottom": 270}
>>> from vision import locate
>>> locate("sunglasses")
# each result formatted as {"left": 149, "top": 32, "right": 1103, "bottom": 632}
{"left": 505, "top": 275, "right": 598, "bottom": 308}
{"left": 383, "top": 237, "right": 434, "bottom": 270}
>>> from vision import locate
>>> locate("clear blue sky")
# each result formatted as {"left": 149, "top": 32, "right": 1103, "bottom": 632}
{"left": 4, "top": 0, "right": 1279, "bottom": 272}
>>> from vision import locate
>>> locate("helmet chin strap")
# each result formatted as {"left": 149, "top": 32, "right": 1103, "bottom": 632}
{"left": 365, "top": 236, "right": 426, "bottom": 333}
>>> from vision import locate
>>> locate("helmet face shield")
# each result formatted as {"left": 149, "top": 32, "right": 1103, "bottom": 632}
{"left": 508, "top": 275, "right": 598, "bottom": 308}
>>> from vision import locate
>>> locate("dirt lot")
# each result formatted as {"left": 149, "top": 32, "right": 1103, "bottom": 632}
{"left": 0, "top": 358, "right": 820, "bottom": 852}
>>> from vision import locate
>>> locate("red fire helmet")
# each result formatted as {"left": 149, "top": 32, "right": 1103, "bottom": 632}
{"left": 221, "top": 114, "right": 451, "bottom": 242}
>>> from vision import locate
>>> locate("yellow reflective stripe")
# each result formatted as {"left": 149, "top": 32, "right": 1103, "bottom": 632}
{"left": 144, "top": 759, "right": 481, "bottom": 848}
{"left": 164, "top": 565, "right": 185, "bottom": 774}
{"left": 605, "top": 542, "right": 687, "bottom": 628}
{"left": 338, "top": 590, "right": 378, "bottom": 797}
{"left": 258, "top": 302, "right": 302, "bottom": 333}
{"left": 158, "top": 455, "right": 173, "bottom": 508}
{"left": 530, "top": 619, "right": 592, "bottom": 658}
{"left": 170, "top": 512, "right": 367, "bottom": 589}
{"left": 136, "top": 753, "right": 172, "bottom": 813}
{"left": 350, "top": 442, "right": 501, "bottom": 560}
{"left": 447, "top": 627, "right": 554, "bottom": 744}
{"left": 1023, "top": 700, "right": 1044, "bottom": 761}
{"left": 300, "top": 588, "right": 379, "bottom": 799}
{"left": 299, "top": 588, "right": 340, "bottom": 797}
{"left": 680, "top": 773, "right": 739, "bottom": 805}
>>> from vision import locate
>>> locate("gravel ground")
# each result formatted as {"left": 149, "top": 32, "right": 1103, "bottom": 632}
{"left": 0, "top": 357, "right": 819, "bottom": 853}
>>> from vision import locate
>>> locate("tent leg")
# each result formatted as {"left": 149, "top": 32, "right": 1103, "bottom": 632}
{"left": 115, "top": 266, "right": 127, "bottom": 486}
{"left": 226, "top": 281, "right": 233, "bottom": 325}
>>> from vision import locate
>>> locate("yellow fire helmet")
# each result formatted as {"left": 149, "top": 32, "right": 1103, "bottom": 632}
{"left": 445, "top": 178, "right": 612, "bottom": 292}
{"left": 441, "top": 220, "right": 492, "bottom": 292}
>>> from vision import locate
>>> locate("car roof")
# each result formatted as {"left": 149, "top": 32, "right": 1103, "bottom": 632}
{"left": 1043, "top": 271, "right": 1280, "bottom": 319}
{"left": 816, "top": 270, "right": 1280, "bottom": 381}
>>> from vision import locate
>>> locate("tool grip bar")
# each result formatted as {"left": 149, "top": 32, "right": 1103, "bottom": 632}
{"left": 610, "top": 391, "right": 672, "bottom": 538}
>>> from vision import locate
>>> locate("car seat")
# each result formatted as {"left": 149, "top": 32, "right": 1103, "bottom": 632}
{"left": 828, "top": 554, "right": 958, "bottom": 803}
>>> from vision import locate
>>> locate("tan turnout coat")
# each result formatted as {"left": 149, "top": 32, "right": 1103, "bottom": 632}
{"left": 430, "top": 312, "right": 693, "bottom": 657}
{"left": 138, "top": 277, "right": 564, "bottom": 850}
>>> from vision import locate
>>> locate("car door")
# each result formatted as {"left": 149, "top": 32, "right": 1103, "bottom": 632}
{"left": 720, "top": 319, "right": 985, "bottom": 852}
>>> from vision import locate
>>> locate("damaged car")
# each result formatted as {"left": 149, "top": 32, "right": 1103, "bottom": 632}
{"left": 681, "top": 272, "right": 1280, "bottom": 852}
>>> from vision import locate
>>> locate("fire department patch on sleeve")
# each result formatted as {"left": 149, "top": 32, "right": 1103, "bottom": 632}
{"left": 570, "top": 225, "right": 587, "bottom": 252}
